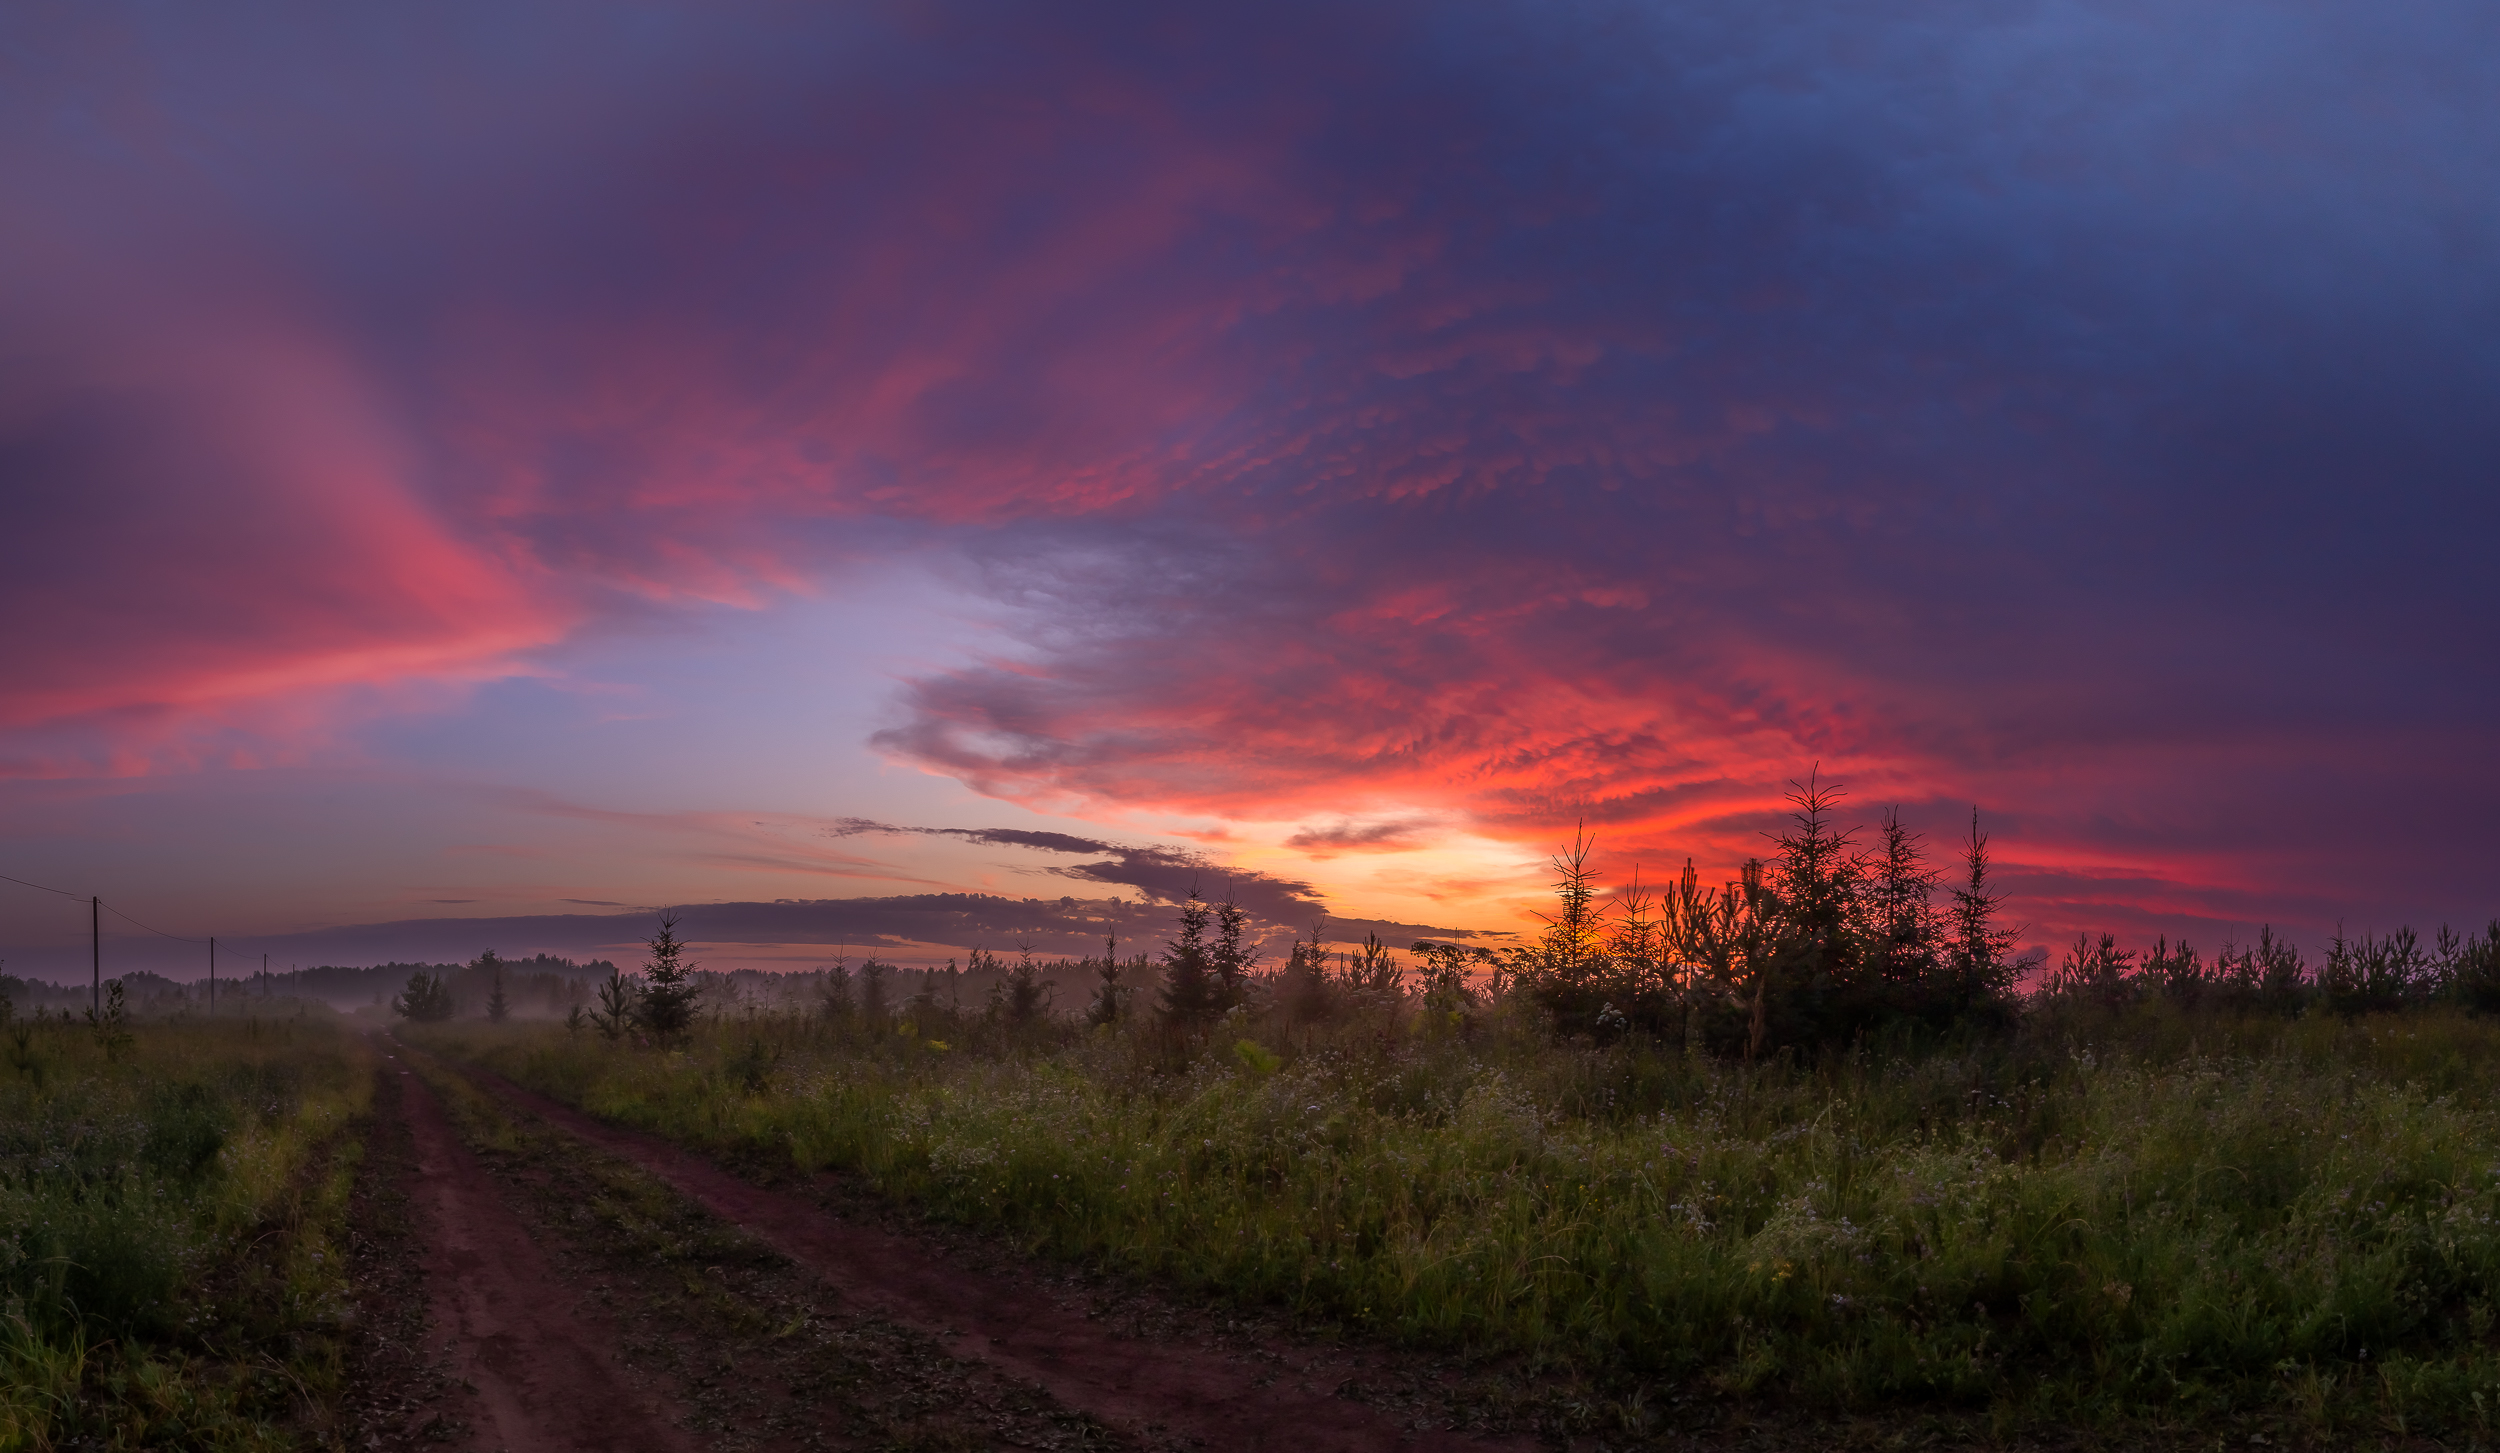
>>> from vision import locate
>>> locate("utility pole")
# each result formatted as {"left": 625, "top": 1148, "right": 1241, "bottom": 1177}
{"left": 209, "top": 936, "right": 217, "bottom": 1014}
{"left": 262, "top": 953, "right": 269, "bottom": 998}
{"left": 90, "top": 896, "right": 100, "bottom": 1017}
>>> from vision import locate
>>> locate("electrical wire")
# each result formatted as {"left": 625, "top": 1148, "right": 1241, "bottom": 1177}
{"left": 0, "top": 871, "right": 88, "bottom": 899}
{"left": 98, "top": 900, "right": 212, "bottom": 946}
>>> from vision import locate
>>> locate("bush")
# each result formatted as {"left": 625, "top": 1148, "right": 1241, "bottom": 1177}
{"left": 2455, "top": 920, "right": 2500, "bottom": 1013}
{"left": 391, "top": 970, "right": 454, "bottom": 1022}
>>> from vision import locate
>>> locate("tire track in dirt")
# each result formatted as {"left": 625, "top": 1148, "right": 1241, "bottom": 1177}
{"left": 459, "top": 1065, "right": 1538, "bottom": 1453}
{"left": 341, "top": 1064, "right": 476, "bottom": 1452}
{"left": 388, "top": 1049, "right": 706, "bottom": 1453}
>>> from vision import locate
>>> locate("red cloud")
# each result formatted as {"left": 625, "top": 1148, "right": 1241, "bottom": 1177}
{"left": 0, "top": 322, "right": 570, "bottom": 774}
{"left": 7, "top": 0, "right": 2494, "bottom": 956}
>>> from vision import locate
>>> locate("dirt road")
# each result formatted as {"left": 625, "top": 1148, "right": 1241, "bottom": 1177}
{"left": 389, "top": 1048, "right": 706, "bottom": 1452}
{"left": 463, "top": 1066, "right": 1533, "bottom": 1453}
{"left": 369, "top": 1038, "right": 1536, "bottom": 1452}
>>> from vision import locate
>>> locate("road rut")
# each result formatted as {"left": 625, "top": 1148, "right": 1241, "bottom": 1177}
{"left": 457, "top": 1063, "right": 1532, "bottom": 1453}
{"left": 391, "top": 1050, "right": 705, "bottom": 1453}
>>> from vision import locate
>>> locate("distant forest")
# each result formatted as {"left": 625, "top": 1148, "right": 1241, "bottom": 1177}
{"left": 12, "top": 775, "right": 2496, "bottom": 1054}
{"left": 0, "top": 953, "right": 615, "bottom": 1018}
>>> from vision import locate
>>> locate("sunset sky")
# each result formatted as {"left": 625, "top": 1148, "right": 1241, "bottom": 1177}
{"left": 4, "top": 0, "right": 2495, "bottom": 981}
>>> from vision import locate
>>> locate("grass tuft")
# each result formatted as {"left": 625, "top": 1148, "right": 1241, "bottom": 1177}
{"left": 0, "top": 1014, "right": 371, "bottom": 1451}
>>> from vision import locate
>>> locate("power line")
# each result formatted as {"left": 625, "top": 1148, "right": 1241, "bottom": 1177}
{"left": 98, "top": 899, "right": 212, "bottom": 946}
{"left": 0, "top": 871, "right": 88, "bottom": 899}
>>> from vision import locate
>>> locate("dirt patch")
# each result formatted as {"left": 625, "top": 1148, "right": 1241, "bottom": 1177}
{"left": 456, "top": 1065, "right": 1539, "bottom": 1453}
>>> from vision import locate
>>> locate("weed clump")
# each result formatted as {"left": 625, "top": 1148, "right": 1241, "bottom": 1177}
{"left": 0, "top": 1015, "right": 371, "bottom": 1446}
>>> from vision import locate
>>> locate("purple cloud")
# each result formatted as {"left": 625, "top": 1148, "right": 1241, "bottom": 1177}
{"left": 2, "top": 0, "right": 2494, "bottom": 949}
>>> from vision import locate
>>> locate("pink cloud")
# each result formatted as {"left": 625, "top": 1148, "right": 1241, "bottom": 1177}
{"left": 5, "top": 0, "right": 2493, "bottom": 955}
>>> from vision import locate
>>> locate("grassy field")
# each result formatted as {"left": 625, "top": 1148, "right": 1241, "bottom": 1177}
{"left": 422, "top": 1000, "right": 2500, "bottom": 1442}
{"left": 0, "top": 1006, "right": 371, "bottom": 1452}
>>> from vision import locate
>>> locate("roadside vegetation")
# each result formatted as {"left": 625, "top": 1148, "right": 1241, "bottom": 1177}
{"left": 0, "top": 997, "right": 371, "bottom": 1451}
{"left": 416, "top": 779, "right": 2500, "bottom": 1442}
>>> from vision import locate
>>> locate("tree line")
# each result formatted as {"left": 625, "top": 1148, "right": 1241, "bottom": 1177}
{"left": 1123, "top": 772, "right": 2500, "bottom": 1057}
{"left": 396, "top": 771, "right": 2500, "bottom": 1060}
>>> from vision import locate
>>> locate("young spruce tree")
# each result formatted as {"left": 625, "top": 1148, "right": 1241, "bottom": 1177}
{"left": 393, "top": 970, "right": 455, "bottom": 1023}
{"left": 1159, "top": 890, "right": 1219, "bottom": 1028}
{"left": 637, "top": 912, "right": 700, "bottom": 1043}
{"left": 821, "top": 960, "right": 855, "bottom": 1020}
{"left": 481, "top": 949, "right": 510, "bottom": 1023}
{"left": 1867, "top": 809, "right": 1940, "bottom": 991}
{"left": 1085, "top": 933, "right": 1126, "bottom": 1028}
{"left": 1944, "top": 808, "right": 2018, "bottom": 1016}
{"left": 859, "top": 958, "right": 890, "bottom": 1022}
{"left": 1210, "top": 895, "right": 1256, "bottom": 1014}
{"left": 999, "top": 941, "right": 1050, "bottom": 1026}
{"left": 591, "top": 961, "right": 637, "bottom": 1040}
{"left": 1765, "top": 771, "right": 1864, "bottom": 1034}
{"left": 1282, "top": 920, "right": 1333, "bottom": 1024}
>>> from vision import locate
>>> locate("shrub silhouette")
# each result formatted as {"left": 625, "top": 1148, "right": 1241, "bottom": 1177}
{"left": 392, "top": 971, "right": 454, "bottom": 1022}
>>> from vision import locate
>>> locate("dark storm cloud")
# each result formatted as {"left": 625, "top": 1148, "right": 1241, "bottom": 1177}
{"left": 827, "top": 819, "right": 1124, "bottom": 857}
{"left": 30, "top": 894, "right": 1498, "bottom": 981}
{"left": 1043, "top": 854, "right": 1323, "bottom": 926}
{"left": 826, "top": 817, "right": 1326, "bottom": 921}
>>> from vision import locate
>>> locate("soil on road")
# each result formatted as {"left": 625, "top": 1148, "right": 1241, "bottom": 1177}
{"left": 463, "top": 1065, "right": 1537, "bottom": 1453}
{"left": 348, "top": 1034, "right": 1541, "bottom": 1452}
{"left": 391, "top": 1047, "right": 705, "bottom": 1453}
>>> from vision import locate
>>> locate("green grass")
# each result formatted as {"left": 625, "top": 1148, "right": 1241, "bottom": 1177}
{"left": 422, "top": 1002, "right": 2500, "bottom": 1440}
{"left": 0, "top": 1011, "right": 372, "bottom": 1452}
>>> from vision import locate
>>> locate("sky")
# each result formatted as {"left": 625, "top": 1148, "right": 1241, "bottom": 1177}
{"left": 3, "top": 0, "right": 2496, "bottom": 983}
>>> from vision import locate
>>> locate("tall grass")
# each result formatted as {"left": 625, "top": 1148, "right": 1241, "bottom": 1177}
{"left": 421, "top": 1003, "right": 2500, "bottom": 1436}
{"left": 0, "top": 1011, "right": 371, "bottom": 1452}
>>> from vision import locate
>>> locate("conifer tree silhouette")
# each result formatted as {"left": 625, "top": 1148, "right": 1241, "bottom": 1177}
{"left": 1159, "top": 888, "right": 1218, "bottom": 1027}
{"left": 1085, "top": 933, "right": 1127, "bottom": 1027}
{"left": 1210, "top": 895, "right": 1257, "bottom": 1014}
{"left": 637, "top": 912, "right": 701, "bottom": 1043}
{"left": 481, "top": 949, "right": 509, "bottom": 1023}
{"left": 1945, "top": 808, "right": 2018, "bottom": 1013}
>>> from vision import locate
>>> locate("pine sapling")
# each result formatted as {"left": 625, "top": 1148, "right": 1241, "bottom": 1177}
{"left": 392, "top": 970, "right": 455, "bottom": 1023}
{"left": 1945, "top": 808, "right": 2019, "bottom": 1014}
{"left": 1002, "top": 941, "right": 1051, "bottom": 1026}
{"left": 1159, "top": 890, "right": 1219, "bottom": 1028}
{"left": 1283, "top": 920, "right": 1333, "bottom": 1024}
{"left": 1210, "top": 896, "right": 1256, "bottom": 1015}
{"left": 637, "top": 912, "right": 701, "bottom": 1043}
{"left": 860, "top": 959, "right": 890, "bottom": 1022}
{"left": 1085, "top": 933, "right": 1126, "bottom": 1027}
{"left": 591, "top": 964, "right": 638, "bottom": 1041}
{"left": 482, "top": 949, "right": 510, "bottom": 1024}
